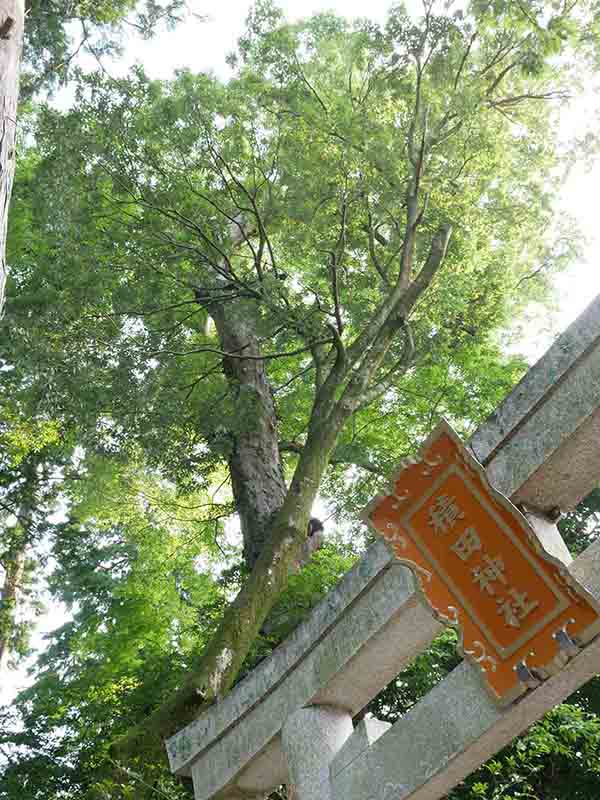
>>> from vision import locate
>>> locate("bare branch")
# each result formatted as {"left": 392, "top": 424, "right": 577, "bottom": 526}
{"left": 491, "top": 91, "right": 570, "bottom": 108}
{"left": 87, "top": 300, "right": 200, "bottom": 319}
{"left": 513, "top": 257, "right": 552, "bottom": 289}
{"left": 453, "top": 31, "right": 478, "bottom": 91}
{"left": 515, "top": 1, "right": 541, "bottom": 28}
{"left": 279, "top": 441, "right": 384, "bottom": 476}
{"left": 292, "top": 53, "right": 329, "bottom": 113}
{"left": 272, "top": 364, "right": 315, "bottom": 395}
{"left": 478, "top": 34, "right": 525, "bottom": 78}
{"left": 366, "top": 209, "right": 391, "bottom": 287}
{"left": 209, "top": 145, "right": 277, "bottom": 282}
{"left": 485, "top": 52, "right": 534, "bottom": 99}
{"left": 148, "top": 340, "right": 333, "bottom": 362}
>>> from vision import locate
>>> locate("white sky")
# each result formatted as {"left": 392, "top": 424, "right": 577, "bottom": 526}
{"left": 3, "top": 0, "right": 600, "bottom": 703}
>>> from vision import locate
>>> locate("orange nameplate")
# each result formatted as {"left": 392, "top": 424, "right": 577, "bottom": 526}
{"left": 365, "top": 420, "right": 600, "bottom": 705}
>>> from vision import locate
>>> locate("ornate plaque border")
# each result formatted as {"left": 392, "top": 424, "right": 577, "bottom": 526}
{"left": 363, "top": 419, "right": 600, "bottom": 705}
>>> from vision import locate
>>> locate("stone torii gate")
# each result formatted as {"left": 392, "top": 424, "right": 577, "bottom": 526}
{"left": 167, "top": 294, "right": 600, "bottom": 800}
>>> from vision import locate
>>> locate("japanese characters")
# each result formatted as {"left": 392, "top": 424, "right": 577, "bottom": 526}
{"left": 428, "top": 493, "right": 540, "bottom": 630}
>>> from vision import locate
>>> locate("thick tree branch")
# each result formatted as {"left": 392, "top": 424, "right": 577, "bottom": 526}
{"left": 485, "top": 57, "right": 522, "bottom": 97}
{"left": 280, "top": 441, "right": 384, "bottom": 475}
{"left": 112, "top": 384, "right": 344, "bottom": 768}
{"left": 454, "top": 31, "right": 478, "bottom": 91}
{"left": 329, "top": 202, "right": 346, "bottom": 334}
{"left": 292, "top": 53, "right": 329, "bottom": 113}
{"left": 359, "top": 321, "right": 415, "bottom": 408}
{"left": 490, "top": 91, "right": 570, "bottom": 108}
{"left": 397, "top": 224, "right": 453, "bottom": 316}
{"left": 329, "top": 224, "right": 451, "bottom": 424}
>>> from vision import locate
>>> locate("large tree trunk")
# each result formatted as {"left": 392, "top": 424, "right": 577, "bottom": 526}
{"left": 210, "top": 298, "right": 288, "bottom": 568}
{"left": 114, "top": 258, "right": 341, "bottom": 764}
{"left": 0, "top": 0, "right": 24, "bottom": 316}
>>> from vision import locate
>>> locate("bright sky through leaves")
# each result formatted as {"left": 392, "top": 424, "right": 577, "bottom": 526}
{"left": 73, "top": 0, "right": 600, "bottom": 355}
{"left": 93, "top": 0, "right": 599, "bottom": 359}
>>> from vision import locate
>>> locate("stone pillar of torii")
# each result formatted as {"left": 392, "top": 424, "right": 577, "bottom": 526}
{"left": 166, "top": 294, "right": 600, "bottom": 800}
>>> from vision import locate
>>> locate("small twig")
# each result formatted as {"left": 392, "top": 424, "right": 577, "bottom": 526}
{"left": 272, "top": 364, "right": 315, "bottom": 395}
{"left": 293, "top": 53, "right": 329, "bottom": 113}
{"left": 513, "top": 258, "right": 551, "bottom": 289}
{"left": 213, "top": 520, "right": 226, "bottom": 557}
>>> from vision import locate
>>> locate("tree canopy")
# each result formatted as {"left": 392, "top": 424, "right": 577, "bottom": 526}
{"left": 21, "top": 0, "right": 185, "bottom": 101}
{"left": 2, "top": 1, "right": 600, "bottom": 798}
{"left": 0, "top": 0, "right": 186, "bottom": 315}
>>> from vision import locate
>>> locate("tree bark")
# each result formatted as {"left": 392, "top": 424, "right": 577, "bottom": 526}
{"left": 0, "top": 0, "right": 24, "bottom": 316}
{"left": 209, "top": 297, "right": 288, "bottom": 569}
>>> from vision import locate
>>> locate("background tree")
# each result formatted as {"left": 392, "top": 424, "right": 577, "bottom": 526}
{"left": 0, "top": 0, "right": 189, "bottom": 658}
{"left": 0, "top": 377, "right": 67, "bottom": 673}
{"left": 0, "top": 0, "right": 186, "bottom": 314}
{"left": 21, "top": 0, "right": 185, "bottom": 102}
{"left": 0, "top": 451, "right": 355, "bottom": 798}
{"left": 2, "top": 0, "right": 600, "bottom": 793}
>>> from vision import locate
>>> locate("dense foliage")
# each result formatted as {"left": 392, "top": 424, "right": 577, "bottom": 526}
{"left": 2, "top": 1, "right": 600, "bottom": 798}
{"left": 21, "top": 0, "right": 185, "bottom": 101}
